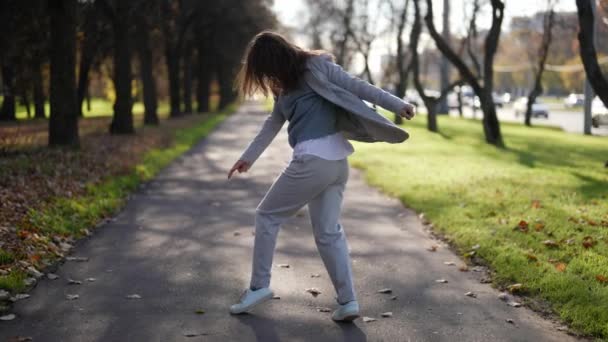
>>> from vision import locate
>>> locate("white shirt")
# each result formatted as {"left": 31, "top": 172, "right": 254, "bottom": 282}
{"left": 292, "top": 132, "right": 354, "bottom": 160}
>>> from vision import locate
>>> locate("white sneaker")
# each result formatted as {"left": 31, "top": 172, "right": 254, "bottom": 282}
{"left": 229, "top": 287, "right": 274, "bottom": 314}
{"left": 331, "top": 301, "right": 360, "bottom": 322}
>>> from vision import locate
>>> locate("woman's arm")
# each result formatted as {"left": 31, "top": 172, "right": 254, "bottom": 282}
{"left": 237, "top": 100, "right": 286, "bottom": 167}
{"left": 323, "top": 57, "right": 412, "bottom": 114}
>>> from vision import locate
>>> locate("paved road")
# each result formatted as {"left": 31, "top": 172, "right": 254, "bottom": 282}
{"left": 0, "top": 102, "right": 579, "bottom": 342}
{"left": 448, "top": 105, "right": 608, "bottom": 136}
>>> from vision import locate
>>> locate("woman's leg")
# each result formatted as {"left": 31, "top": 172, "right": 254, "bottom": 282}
{"left": 307, "top": 158, "right": 356, "bottom": 304}
{"left": 249, "top": 155, "right": 342, "bottom": 290}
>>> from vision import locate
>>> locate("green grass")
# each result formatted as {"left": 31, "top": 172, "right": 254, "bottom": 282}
{"left": 0, "top": 271, "right": 26, "bottom": 292}
{"left": 4, "top": 97, "right": 172, "bottom": 120}
{"left": 0, "top": 249, "right": 14, "bottom": 265}
{"left": 350, "top": 113, "right": 608, "bottom": 338}
{"left": 1, "top": 104, "right": 235, "bottom": 292}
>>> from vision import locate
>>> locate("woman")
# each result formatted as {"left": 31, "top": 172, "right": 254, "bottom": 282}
{"left": 228, "top": 31, "right": 414, "bottom": 322}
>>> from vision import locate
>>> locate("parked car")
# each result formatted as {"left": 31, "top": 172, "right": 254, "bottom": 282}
{"left": 564, "top": 93, "right": 584, "bottom": 108}
{"left": 513, "top": 97, "right": 549, "bottom": 118}
{"left": 592, "top": 96, "right": 608, "bottom": 115}
{"left": 469, "top": 93, "right": 506, "bottom": 109}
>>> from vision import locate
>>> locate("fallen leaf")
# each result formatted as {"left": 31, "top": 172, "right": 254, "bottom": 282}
{"left": 310, "top": 273, "right": 321, "bottom": 278}
{"left": 126, "top": 294, "right": 142, "bottom": 299}
{"left": 507, "top": 283, "right": 523, "bottom": 293}
{"left": 506, "top": 318, "right": 515, "bottom": 324}
{"left": 390, "top": 295, "right": 398, "bottom": 300}
{"left": 381, "top": 312, "right": 393, "bottom": 318}
{"left": 305, "top": 288, "right": 321, "bottom": 297}
{"left": 534, "top": 222, "right": 545, "bottom": 231}
{"left": 195, "top": 309, "right": 205, "bottom": 314}
{"left": 277, "top": 264, "right": 290, "bottom": 268}
{"left": 525, "top": 253, "right": 538, "bottom": 261}
{"left": 68, "top": 278, "right": 82, "bottom": 285}
{"left": 516, "top": 220, "right": 529, "bottom": 233}
{"left": 272, "top": 295, "right": 281, "bottom": 300}
{"left": 7, "top": 336, "right": 32, "bottom": 342}
{"left": 498, "top": 293, "right": 510, "bottom": 301}
{"left": 65, "top": 256, "right": 89, "bottom": 262}
{"left": 362, "top": 316, "right": 377, "bottom": 323}
{"left": 459, "top": 265, "right": 469, "bottom": 272}
{"left": 427, "top": 245, "right": 438, "bottom": 252}
{"left": 471, "top": 244, "right": 480, "bottom": 250}
{"left": 183, "top": 332, "right": 208, "bottom": 337}
{"left": 582, "top": 236, "right": 596, "bottom": 249}
{"left": 443, "top": 261, "right": 456, "bottom": 266}
{"left": 465, "top": 291, "right": 477, "bottom": 298}
{"left": 555, "top": 263, "right": 567, "bottom": 272}
{"left": 435, "top": 279, "right": 448, "bottom": 283}
{"left": 233, "top": 232, "right": 241, "bottom": 237}
{"left": 531, "top": 200, "right": 541, "bottom": 209}
{"left": 66, "top": 294, "right": 79, "bottom": 300}
{"left": 12, "top": 294, "right": 30, "bottom": 301}
{"left": 0, "top": 314, "right": 16, "bottom": 321}
{"left": 508, "top": 301, "right": 522, "bottom": 308}
{"left": 542, "top": 240, "right": 559, "bottom": 248}
{"left": 47, "top": 273, "right": 59, "bottom": 280}
{"left": 85, "top": 278, "right": 96, "bottom": 282}
{"left": 316, "top": 307, "right": 331, "bottom": 312}
{"left": 377, "top": 288, "right": 393, "bottom": 294}
{"left": 596, "top": 275, "right": 608, "bottom": 283}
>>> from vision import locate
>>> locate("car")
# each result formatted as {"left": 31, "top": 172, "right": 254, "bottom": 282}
{"left": 592, "top": 96, "right": 608, "bottom": 115}
{"left": 469, "top": 93, "right": 506, "bottom": 109}
{"left": 564, "top": 93, "right": 584, "bottom": 108}
{"left": 513, "top": 97, "right": 549, "bottom": 118}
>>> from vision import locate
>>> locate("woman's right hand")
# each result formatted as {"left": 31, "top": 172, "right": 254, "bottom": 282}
{"left": 228, "top": 160, "right": 251, "bottom": 179}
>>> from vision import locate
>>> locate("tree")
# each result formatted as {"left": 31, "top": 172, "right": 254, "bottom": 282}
{"left": 424, "top": 0, "right": 505, "bottom": 147}
{"left": 48, "top": 0, "right": 79, "bottom": 146}
{"left": 134, "top": 0, "right": 160, "bottom": 125}
{"left": 99, "top": 0, "right": 136, "bottom": 134}
{"left": 576, "top": 0, "right": 608, "bottom": 107}
{"left": 388, "top": 0, "right": 411, "bottom": 125}
{"left": 437, "top": 0, "right": 450, "bottom": 114}
{"left": 524, "top": 2, "right": 555, "bottom": 126}
{"left": 411, "top": 0, "right": 461, "bottom": 132}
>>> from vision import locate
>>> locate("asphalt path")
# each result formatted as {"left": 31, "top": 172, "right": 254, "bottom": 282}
{"left": 0, "top": 102, "right": 579, "bottom": 342}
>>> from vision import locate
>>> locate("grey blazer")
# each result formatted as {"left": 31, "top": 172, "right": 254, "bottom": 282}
{"left": 239, "top": 53, "right": 410, "bottom": 166}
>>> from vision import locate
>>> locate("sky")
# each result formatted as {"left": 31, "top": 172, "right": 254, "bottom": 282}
{"left": 272, "top": 0, "right": 579, "bottom": 74}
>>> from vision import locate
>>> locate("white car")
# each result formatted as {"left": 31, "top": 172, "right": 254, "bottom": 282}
{"left": 592, "top": 96, "right": 608, "bottom": 115}
{"left": 513, "top": 97, "right": 549, "bottom": 118}
{"left": 564, "top": 93, "right": 584, "bottom": 108}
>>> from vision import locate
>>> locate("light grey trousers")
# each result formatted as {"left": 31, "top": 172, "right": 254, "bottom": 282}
{"left": 249, "top": 154, "right": 356, "bottom": 304}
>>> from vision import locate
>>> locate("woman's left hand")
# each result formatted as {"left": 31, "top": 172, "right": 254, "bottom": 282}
{"left": 399, "top": 104, "right": 415, "bottom": 120}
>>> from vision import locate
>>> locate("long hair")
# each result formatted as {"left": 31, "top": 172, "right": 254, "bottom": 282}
{"left": 235, "top": 31, "right": 333, "bottom": 98}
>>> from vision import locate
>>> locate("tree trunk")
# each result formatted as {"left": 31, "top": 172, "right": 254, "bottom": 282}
{"left": 166, "top": 47, "right": 181, "bottom": 117}
{"left": 33, "top": 61, "right": 46, "bottom": 119}
{"left": 109, "top": 8, "right": 134, "bottom": 135}
{"left": 437, "top": 0, "right": 450, "bottom": 114}
{"left": 135, "top": 14, "right": 159, "bottom": 125}
{"left": 48, "top": 0, "right": 79, "bottom": 146}
{"left": 479, "top": 91, "right": 503, "bottom": 146}
{"left": 196, "top": 49, "right": 211, "bottom": 113}
{"left": 525, "top": 84, "right": 542, "bottom": 127}
{"left": 217, "top": 63, "right": 236, "bottom": 110}
{"left": 576, "top": 0, "right": 608, "bottom": 107}
{"left": 182, "top": 44, "right": 193, "bottom": 114}
{"left": 77, "top": 7, "right": 98, "bottom": 118}
{"left": 0, "top": 65, "right": 16, "bottom": 121}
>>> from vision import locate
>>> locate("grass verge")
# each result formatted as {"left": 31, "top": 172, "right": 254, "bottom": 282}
{"left": 350, "top": 113, "right": 608, "bottom": 338}
{"left": 0, "top": 104, "right": 236, "bottom": 293}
